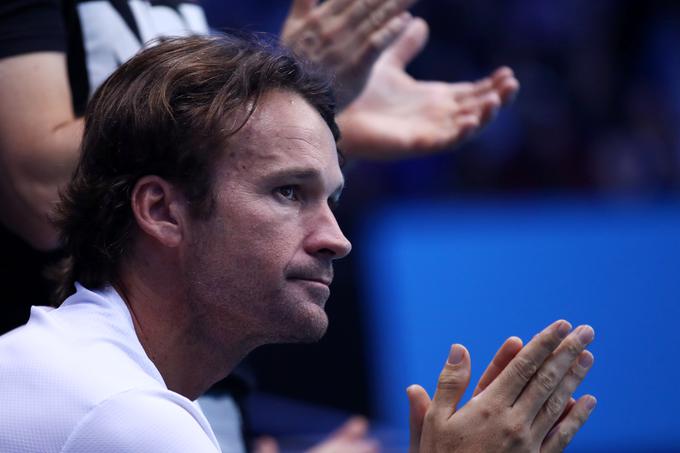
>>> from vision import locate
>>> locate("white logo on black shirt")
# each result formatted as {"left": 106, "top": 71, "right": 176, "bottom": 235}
{"left": 77, "top": 0, "right": 208, "bottom": 96}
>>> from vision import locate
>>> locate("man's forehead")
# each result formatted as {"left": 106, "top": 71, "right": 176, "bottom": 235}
{"left": 220, "top": 90, "right": 341, "bottom": 181}
{"left": 238, "top": 98, "right": 334, "bottom": 154}
{"left": 223, "top": 128, "right": 341, "bottom": 174}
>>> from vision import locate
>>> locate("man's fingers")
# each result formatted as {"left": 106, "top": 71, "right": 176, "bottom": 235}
{"left": 348, "top": 0, "right": 416, "bottom": 35}
{"left": 473, "top": 78, "right": 496, "bottom": 98}
{"left": 454, "top": 67, "right": 519, "bottom": 106}
{"left": 288, "top": 0, "right": 320, "bottom": 20}
{"left": 322, "top": 0, "right": 356, "bottom": 15}
{"left": 487, "top": 320, "right": 572, "bottom": 404}
{"left": 352, "top": 12, "right": 412, "bottom": 74}
{"left": 431, "top": 344, "right": 471, "bottom": 418}
{"left": 496, "top": 76, "right": 520, "bottom": 105}
{"left": 482, "top": 92, "right": 502, "bottom": 124}
{"left": 450, "top": 113, "right": 480, "bottom": 144}
{"left": 490, "top": 66, "right": 515, "bottom": 87}
{"left": 555, "top": 397, "right": 576, "bottom": 427}
{"left": 461, "top": 91, "right": 501, "bottom": 126}
{"left": 406, "top": 384, "right": 431, "bottom": 453}
{"left": 517, "top": 325, "right": 595, "bottom": 419}
{"left": 456, "top": 89, "right": 501, "bottom": 128}
{"left": 532, "top": 351, "right": 594, "bottom": 436}
{"left": 383, "top": 16, "right": 429, "bottom": 69}
{"left": 344, "top": 0, "right": 386, "bottom": 27}
{"left": 473, "top": 336, "right": 523, "bottom": 397}
{"left": 541, "top": 395, "right": 597, "bottom": 453}
{"left": 453, "top": 77, "right": 495, "bottom": 104}
{"left": 491, "top": 66, "right": 520, "bottom": 104}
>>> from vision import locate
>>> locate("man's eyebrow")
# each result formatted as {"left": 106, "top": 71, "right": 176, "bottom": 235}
{"left": 267, "top": 168, "right": 345, "bottom": 191}
{"left": 267, "top": 167, "right": 321, "bottom": 181}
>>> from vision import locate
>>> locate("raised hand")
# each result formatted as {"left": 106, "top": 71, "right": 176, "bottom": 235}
{"left": 337, "top": 17, "right": 520, "bottom": 158}
{"left": 410, "top": 320, "right": 596, "bottom": 453}
{"left": 282, "top": 0, "right": 418, "bottom": 108}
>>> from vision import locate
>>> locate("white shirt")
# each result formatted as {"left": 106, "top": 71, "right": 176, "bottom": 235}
{"left": 0, "top": 283, "right": 221, "bottom": 452}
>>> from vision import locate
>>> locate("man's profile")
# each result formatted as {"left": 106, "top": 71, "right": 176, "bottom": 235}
{"left": 0, "top": 35, "right": 594, "bottom": 452}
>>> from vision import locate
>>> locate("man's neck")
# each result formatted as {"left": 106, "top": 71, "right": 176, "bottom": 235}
{"left": 115, "top": 253, "right": 253, "bottom": 400}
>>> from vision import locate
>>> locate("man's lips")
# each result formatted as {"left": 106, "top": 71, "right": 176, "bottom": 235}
{"left": 287, "top": 275, "right": 333, "bottom": 286}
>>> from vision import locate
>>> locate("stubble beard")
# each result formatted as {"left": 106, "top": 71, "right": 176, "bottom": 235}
{"left": 185, "top": 229, "right": 332, "bottom": 351}
{"left": 272, "top": 292, "right": 329, "bottom": 344}
{"left": 185, "top": 266, "right": 330, "bottom": 351}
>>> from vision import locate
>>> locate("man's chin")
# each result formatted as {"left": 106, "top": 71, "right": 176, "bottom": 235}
{"left": 276, "top": 304, "right": 329, "bottom": 344}
{"left": 291, "top": 279, "right": 331, "bottom": 308}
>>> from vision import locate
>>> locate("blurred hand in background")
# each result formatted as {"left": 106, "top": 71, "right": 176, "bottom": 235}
{"left": 281, "top": 1, "right": 520, "bottom": 159}
{"left": 282, "top": 0, "right": 418, "bottom": 109}
{"left": 253, "top": 417, "right": 379, "bottom": 453}
{"left": 337, "top": 18, "right": 519, "bottom": 158}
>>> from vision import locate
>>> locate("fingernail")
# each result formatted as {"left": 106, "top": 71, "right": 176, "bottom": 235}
{"left": 577, "top": 325, "right": 595, "bottom": 345}
{"left": 578, "top": 351, "right": 594, "bottom": 368}
{"left": 556, "top": 320, "right": 572, "bottom": 339}
{"left": 585, "top": 396, "right": 597, "bottom": 412}
{"left": 448, "top": 344, "right": 464, "bottom": 364}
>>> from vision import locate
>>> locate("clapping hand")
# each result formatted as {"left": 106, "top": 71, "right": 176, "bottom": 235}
{"left": 337, "top": 17, "right": 519, "bottom": 158}
{"left": 407, "top": 321, "right": 596, "bottom": 453}
{"left": 282, "top": 0, "right": 418, "bottom": 109}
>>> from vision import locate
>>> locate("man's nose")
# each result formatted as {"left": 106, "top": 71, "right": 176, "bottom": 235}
{"left": 305, "top": 208, "right": 352, "bottom": 260}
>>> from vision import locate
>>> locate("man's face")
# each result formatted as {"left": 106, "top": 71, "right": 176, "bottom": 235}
{"left": 183, "top": 90, "right": 351, "bottom": 347}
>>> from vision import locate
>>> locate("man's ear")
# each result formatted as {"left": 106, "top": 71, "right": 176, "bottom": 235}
{"left": 130, "top": 176, "right": 187, "bottom": 247}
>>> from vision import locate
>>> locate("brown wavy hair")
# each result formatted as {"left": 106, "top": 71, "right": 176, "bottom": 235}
{"left": 52, "top": 33, "right": 339, "bottom": 303}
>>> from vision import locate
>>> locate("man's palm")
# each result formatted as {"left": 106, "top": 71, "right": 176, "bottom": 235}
{"left": 338, "top": 18, "right": 519, "bottom": 158}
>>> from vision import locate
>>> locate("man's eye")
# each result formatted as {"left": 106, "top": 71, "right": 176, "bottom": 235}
{"left": 277, "top": 186, "right": 299, "bottom": 201}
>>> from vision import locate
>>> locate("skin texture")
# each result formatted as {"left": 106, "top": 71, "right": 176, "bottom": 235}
{"left": 182, "top": 90, "right": 351, "bottom": 346}
{"left": 281, "top": 3, "right": 521, "bottom": 158}
{"left": 0, "top": 52, "right": 83, "bottom": 250}
{"left": 337, "top": 18, "right": 520, "bottom": 158}
{"left": 119, "top": 90, "right": 350, "bottom": 400}
{"left": 282, "top": 0, "right": 418, "bottom": 109}
{"left": 407, "top": 337, "right": 525, "bottom": 453}
{"left": 407, "top": 321, "right": 596, "bottom": 453}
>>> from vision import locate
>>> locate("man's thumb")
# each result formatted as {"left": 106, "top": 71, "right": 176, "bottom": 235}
{"left": 431, "top": 344, "right": 471, "bottom": 418}
{"left": 383, "top": 17, "right": 429, "bottom": 69}
{"left": 407, "top": 385, "right": 431, "bottom": 453}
